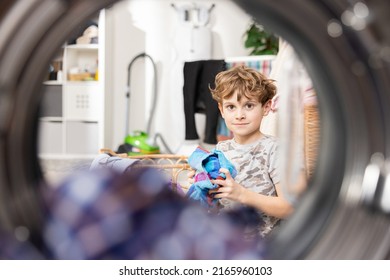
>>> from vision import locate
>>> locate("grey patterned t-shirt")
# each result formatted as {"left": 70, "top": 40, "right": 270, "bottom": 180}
{"left": 216, "top": 135, "right": 281, "bottom": 238}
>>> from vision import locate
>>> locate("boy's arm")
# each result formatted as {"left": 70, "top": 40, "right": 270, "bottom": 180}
{"left": 240, "top": 183, "right": 293, "bottom": 218}
{"left": 210, "top": 168, "right": 294, "bottom": 219}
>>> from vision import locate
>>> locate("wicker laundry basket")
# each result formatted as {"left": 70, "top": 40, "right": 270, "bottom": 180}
{"left": 99, "top": 149, "right": 192, "bottom": 192}
{"left": 304, "top": 105, "right": 320, "bottom": 178}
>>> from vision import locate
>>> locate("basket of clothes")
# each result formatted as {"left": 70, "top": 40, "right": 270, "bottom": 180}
{"left": 95, "top": 148, "right": 192, "bottom": 193}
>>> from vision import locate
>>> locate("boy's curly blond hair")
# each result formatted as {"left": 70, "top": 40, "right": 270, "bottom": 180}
{"left": 210, "top": 65, "right": 276, "bottom": 106}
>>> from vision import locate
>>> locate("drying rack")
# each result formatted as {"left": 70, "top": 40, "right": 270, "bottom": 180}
{"left": 99, "top": 148, "right": 192, "bottom": 191}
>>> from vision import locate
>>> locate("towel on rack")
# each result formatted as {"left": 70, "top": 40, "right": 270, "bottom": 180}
{"left": 186, "top": 146, "right": 237, "bottom": 208}
{"left": 90, "top": 153, "right": 140, "bottom": 174}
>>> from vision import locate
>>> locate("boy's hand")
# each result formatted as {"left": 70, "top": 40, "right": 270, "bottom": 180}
{"left": 187, "top": 169, "right": 196, "bottom": 185}
{"left": 209, "top": 168, "right": 246, "bottom": 203}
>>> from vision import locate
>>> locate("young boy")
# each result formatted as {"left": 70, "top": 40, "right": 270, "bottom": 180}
{"left": 208, "top": 65, "right": 293, "bottom": 238}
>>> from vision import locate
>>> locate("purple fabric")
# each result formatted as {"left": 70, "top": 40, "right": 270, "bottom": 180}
{"left": 41, "top": 168, "right": 262, "bottom": 259}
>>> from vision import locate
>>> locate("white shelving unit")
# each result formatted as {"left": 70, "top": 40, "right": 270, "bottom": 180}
{"left": 38, "top": 10, "right": 105, "bottom": 158}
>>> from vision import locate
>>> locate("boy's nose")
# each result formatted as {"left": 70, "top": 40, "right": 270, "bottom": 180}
{"left": 235, "top": 109, "right": 245, "bottom": 119}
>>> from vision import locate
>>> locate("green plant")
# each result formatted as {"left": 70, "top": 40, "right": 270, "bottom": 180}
{"left": 243, "top": 21, "right": 279, "bottom": 55}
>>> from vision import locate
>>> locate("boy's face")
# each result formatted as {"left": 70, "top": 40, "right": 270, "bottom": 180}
{"left": 218, "top": 91, "right": 271, "bottom": 144}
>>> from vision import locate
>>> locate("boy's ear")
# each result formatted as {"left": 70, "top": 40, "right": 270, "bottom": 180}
{"left": 218, "top": 103, "right": 224, "bottom": 118}
{"left": 263, "top": 100, "right": 272, "bottom": 116}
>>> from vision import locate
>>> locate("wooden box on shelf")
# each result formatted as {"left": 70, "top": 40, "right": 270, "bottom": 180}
{"left": 68, "top": 72, "right": 93, "bottom": 81}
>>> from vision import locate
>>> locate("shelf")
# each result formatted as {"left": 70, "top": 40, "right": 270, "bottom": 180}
{"left": 66, "top": 44, "right": 99, "bottom": 49}
{"left": 39, "top": 9, "right": 105, "bottom": 157}
{"left": 65, "top": 118, "right": 99, "bottom": 122}
{"left": 65, "top": 81, "right": 99, "bottom": 85}
{"left": 40, "top": 117, "right": 63, "bottom": 122}
{"left": 43, "top": 80, "right": 63, "bottom": 85}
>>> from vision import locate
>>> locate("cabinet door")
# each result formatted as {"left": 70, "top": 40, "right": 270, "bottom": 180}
{"left": 38, "top": 120, "right": 64, "bottom": 154}
{"left": 64, "top": 83, "right": 102, "bottom": 121}
{"left": 66, "top": 121, "right": 99, "bottom": 154}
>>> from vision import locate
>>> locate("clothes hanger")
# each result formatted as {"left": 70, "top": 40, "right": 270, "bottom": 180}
{"left": 171, "top": 3, "right": 215, "bottom": 27}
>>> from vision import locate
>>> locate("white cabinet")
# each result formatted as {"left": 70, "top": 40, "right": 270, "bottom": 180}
{"left": 38, "top": 119, "right": 64, "bottom": 154}
{"left": 38, "top": 10, "right": 105, "bottom": 158}
{"left": 38, "top": 82, "right": 65, "bottom": 156}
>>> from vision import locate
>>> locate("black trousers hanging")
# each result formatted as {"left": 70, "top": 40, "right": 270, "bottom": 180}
{"left": 183, "top": 60, "right": 226, "bottom": 144}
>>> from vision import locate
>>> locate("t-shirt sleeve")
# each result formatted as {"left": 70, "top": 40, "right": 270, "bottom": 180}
{"left": 268, "top": 140, "right": 280, "bottom": 185}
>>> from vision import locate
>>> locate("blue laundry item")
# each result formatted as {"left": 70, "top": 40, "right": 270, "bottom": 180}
{"left": 186, "top": 146, "right": 237, "bottom": 208}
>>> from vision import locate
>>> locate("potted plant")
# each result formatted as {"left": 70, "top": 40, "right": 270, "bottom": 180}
{"left": 243, "top": 20, "right": 279, "bottom": 55}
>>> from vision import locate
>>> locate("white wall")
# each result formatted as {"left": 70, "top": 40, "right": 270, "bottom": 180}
{"left": 105, "top": 0, "right": 252, "bottom": 152}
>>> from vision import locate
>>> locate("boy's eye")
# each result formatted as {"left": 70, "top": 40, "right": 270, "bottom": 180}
{"left": 226, "top": 105, "right": 235, "bottom": 110}
{"left": 245, "top": 103, "right": 255, "bottom": 109}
